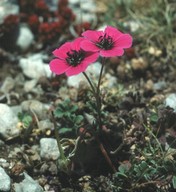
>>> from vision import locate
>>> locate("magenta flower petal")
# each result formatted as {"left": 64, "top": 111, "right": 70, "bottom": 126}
{"left": 66, "top": 62, "right": 89, "bottom": 76}
{"left": 104, "top": 26, "right": 123, "bottom": 39}
{"left": 81, "top": 40, "right": 100, "bottom": 52}
{"left": 82, "top": 30, "right": 103, "bottom": 42}
{"left": 100, "top": 49, "right": 124, "bottom": 57}
{"left": 49, "top": 37, "right": 99, "bottom": 76}
{"left": 49, "top": 59, "right": 70, "bottom": 75}
{"left": 53, "top": 42, "right": 71, "bottom": 59}
{"left": 85, "top": 52, "right": 99, "bottom": 63}
{"left": 81, "top": 25, "right": 133, "bottom": 58}
{"left": 114, "top": 34, "right": 132, "bottom": 48}
{"left": 71, "top": 37, "right": 84, "bottom": 51}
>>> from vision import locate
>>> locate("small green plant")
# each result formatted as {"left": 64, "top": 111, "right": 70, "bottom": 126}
{"left": 18, "top": 112, "right": 33, "bottom": 128}
{"left": 54, "top": 98, "right": 83, "bottom": 135}
{"left": 18, "top": 112, "right": 34, "bottom": 141}
{"left": 49, "top": 24, "right": 132, "bottom": 173}
{"left": 113, "top": 124, "right": 176, "bottom": 192}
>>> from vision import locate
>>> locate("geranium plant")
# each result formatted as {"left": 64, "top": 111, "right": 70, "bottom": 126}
{"left": 49, "top": 25, "right": 132, "bottom": 173}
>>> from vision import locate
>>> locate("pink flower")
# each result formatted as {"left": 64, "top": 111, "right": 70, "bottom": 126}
{"left": 49, "top": 38, "right": 99, "bottom": 76}
{"left": 81, "top": 26, "right": 132, "bottom": 57}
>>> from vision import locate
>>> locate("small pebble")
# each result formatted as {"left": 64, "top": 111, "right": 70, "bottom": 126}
{"left": 0, "top": 166, "right": 11, "bottom": 192}
{"left": 40, "top": 138, "right": 60, "bottom": 160}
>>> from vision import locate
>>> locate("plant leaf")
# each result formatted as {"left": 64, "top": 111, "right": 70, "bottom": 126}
{"left": 75, "top": 115, "right": 84, "bottom": 124}
{"left": 59, "top": 127, "right": 72, "bottom": 134}
{"left": 172, "top": 176, "right": 176, "bottom": 189}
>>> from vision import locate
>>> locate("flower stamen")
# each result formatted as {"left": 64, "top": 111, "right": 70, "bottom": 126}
{"left": 96, "top": 33, "right": 114, "bottom": 50}
{"left": 66, "top": 50, "right": 85, "bottom": 67}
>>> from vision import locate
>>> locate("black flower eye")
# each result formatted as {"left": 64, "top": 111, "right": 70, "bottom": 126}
{"left": 66, "top": 50, "right": 85, "bottom": 67}
{"left": 96, "top": 33, "right": 114, "bottom": 50}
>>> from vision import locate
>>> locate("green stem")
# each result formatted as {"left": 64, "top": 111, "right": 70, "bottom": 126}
{"left": 96, "top": 58, "right": 105, "bottom": 130}
{"left": 97, "top": 57, "right": 105, "bottom": 93}
{"left": 83, "top": 58, "right": 105, "bottom": 130}
{"left": 82, "top": 72, "right": 96, "bottom": 96}
{"left": 83, "top": 71, "right": 102, "bottom": 130}
{"left": 51, "top": 112, "right": 67, "bottom": 161}
{"left": 82, "top": 61, "right": 116, "bottom": 173}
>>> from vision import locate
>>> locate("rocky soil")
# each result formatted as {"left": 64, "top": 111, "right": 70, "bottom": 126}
{"left": 1, "top": 0, "right": 176, "bottom": 192}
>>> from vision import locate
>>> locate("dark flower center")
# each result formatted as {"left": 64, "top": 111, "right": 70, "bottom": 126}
{"left": 66, "top": 50, "right": 85, "bottom": 67}
{"left": 96, "top": 33, "right": 114, "bottom": 50}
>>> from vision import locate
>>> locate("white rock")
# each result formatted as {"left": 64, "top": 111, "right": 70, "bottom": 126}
{"left": 45, "top": 0, "right": 58, "bottom": 11}
{"left": 79, "top": 0, "right": 96, "bottom": 11}
{"left": 0, "top": 0, "right": 19, "bottom": 24}
{"left": 0, "top": 158, "right": 9, "bottom": 168}
{"left": 19, "top": 53, "right": 52, "bottom": 80}
{"left": 153, "top": 81, "right": 167, "bottom": 91}
{"left": 0, "top": 104, "right": 19, "bottom": 140}
{"left": 38, "top": 119, "right": 54, "bottom": 132}
{"left": 124, "top": 20, "right": 140, "bottom": 32}
{"left": 67, "top": 62, "right": 102, "bottom": 88}
{"left": 69, "top": 0, "right": 79, "bottom": 3}
{"left": 0, "top": 166, "right": 11, "bottom": 191}
{"left": 165, "top": 93, "right": 176, "bottom": 112}
{"left": 67, "top": 74, "right": 84, "bottom": 88}
{"left": 0, "top": 140, "right": 5, "bottom": 146}
{"left": 16, "top": 25, "right": 34, "bottom": 51}
{"left": 13, "top": 172, "right": 43, "bottom": 192}
{"left": 69, "top": 0, "right": 95, "bottom": 10}
{"left": 77, "top": 12, "right": 96, "bottom": 23}
{"left": 40, "top": 138, "right": 60, "bottom": 160}
{"left": 11, "top": 105, "right": 22, "bottom": 116}
{"left": 0, "top": 76, "right": 15, "bottom": 94}
{"left": 104, "top": 73, "right": 117, "bottom": 88}
{"left": 24, "top": 79, "right": 38, "bottom": 92}
{"left": 69, "top": 0, "right": 96, "bottom": 22}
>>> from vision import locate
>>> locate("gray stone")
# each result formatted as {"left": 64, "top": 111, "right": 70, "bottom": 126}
{"left": 24, "top": 79, "right": 38, "bottom": 92}
{"left": 165, "top": 93, "right": 176, "bottom": 112}
{"left": 11, "top": 105, "right": 22, "bottom": 116}
{"left": 154, "top": 81, "right": 167, "bottom": 91}
{"left": 67, "top": 62, "right": 102, "bottom": 88}
{"left": 16, "top": 24, "right": 34, "bottom": 51}
{"left": 0, "top": 104, "right": 19, "bottom": 140}
{"left": 0, "top": 166, "right": 11, "bottom": 191}
{"left": 69, "top": 0, "right": 96, "bottom": 23}
{"left": 124, "top": 20, "right": 140, "bottom": 32}
{"left": 104, "top": 73, "right": 117, "bottom": 88}
{"left": 0, "top": 140, "right": 5, "bottom": 146}
{"left": 72, "top": 9, "right": 96, "bottom": 23}
{"left": 0, "top": 158, "right": 9, "bottom": 168}
{"left": 69, "top": 0, "right": 95, "bottom": 11}
{"left": 0, "top": 76, "right": 15, "bottom": 94}
{"left": 13, "top": 172, "right": 43, "bottom": 192}
{"left": 19, "top": 53, "right": 52, "bottom": 80}
{"left": 38, "top": 119, "right": 54, "bottom": 132}
{"left": 21, "top": 100, "right": 48, "bottom": 119}
{"left": 67, "top": 74, "right": 85, "bottom": 88}
{"left": 45, "top": 0, "right": 58, "bottom": 11}
{"left": 40, "top": 138, "right": 60, "bottom": 160}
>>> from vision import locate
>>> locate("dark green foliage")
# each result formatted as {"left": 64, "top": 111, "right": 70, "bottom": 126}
{"left": 18, "top": 112, "right": 33, "bottom": 128}
{"left": 54, "top": 99, "right": 83, "bottom": 135}
{"left": 113, "top": 137, "right": 176, "bottom": 191}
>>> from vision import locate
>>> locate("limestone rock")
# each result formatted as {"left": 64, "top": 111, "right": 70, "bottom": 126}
{"left": 0, "top": 104, "right": 19, "bottom": 140}
{"left": 13, "top": 172, "right": 43, "bottom": 192}
{"left": 40, "top": 138, "right": 60, "bottom": 160}
{"left": 0, "top": 166, "right": 11, "bottom": 192}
